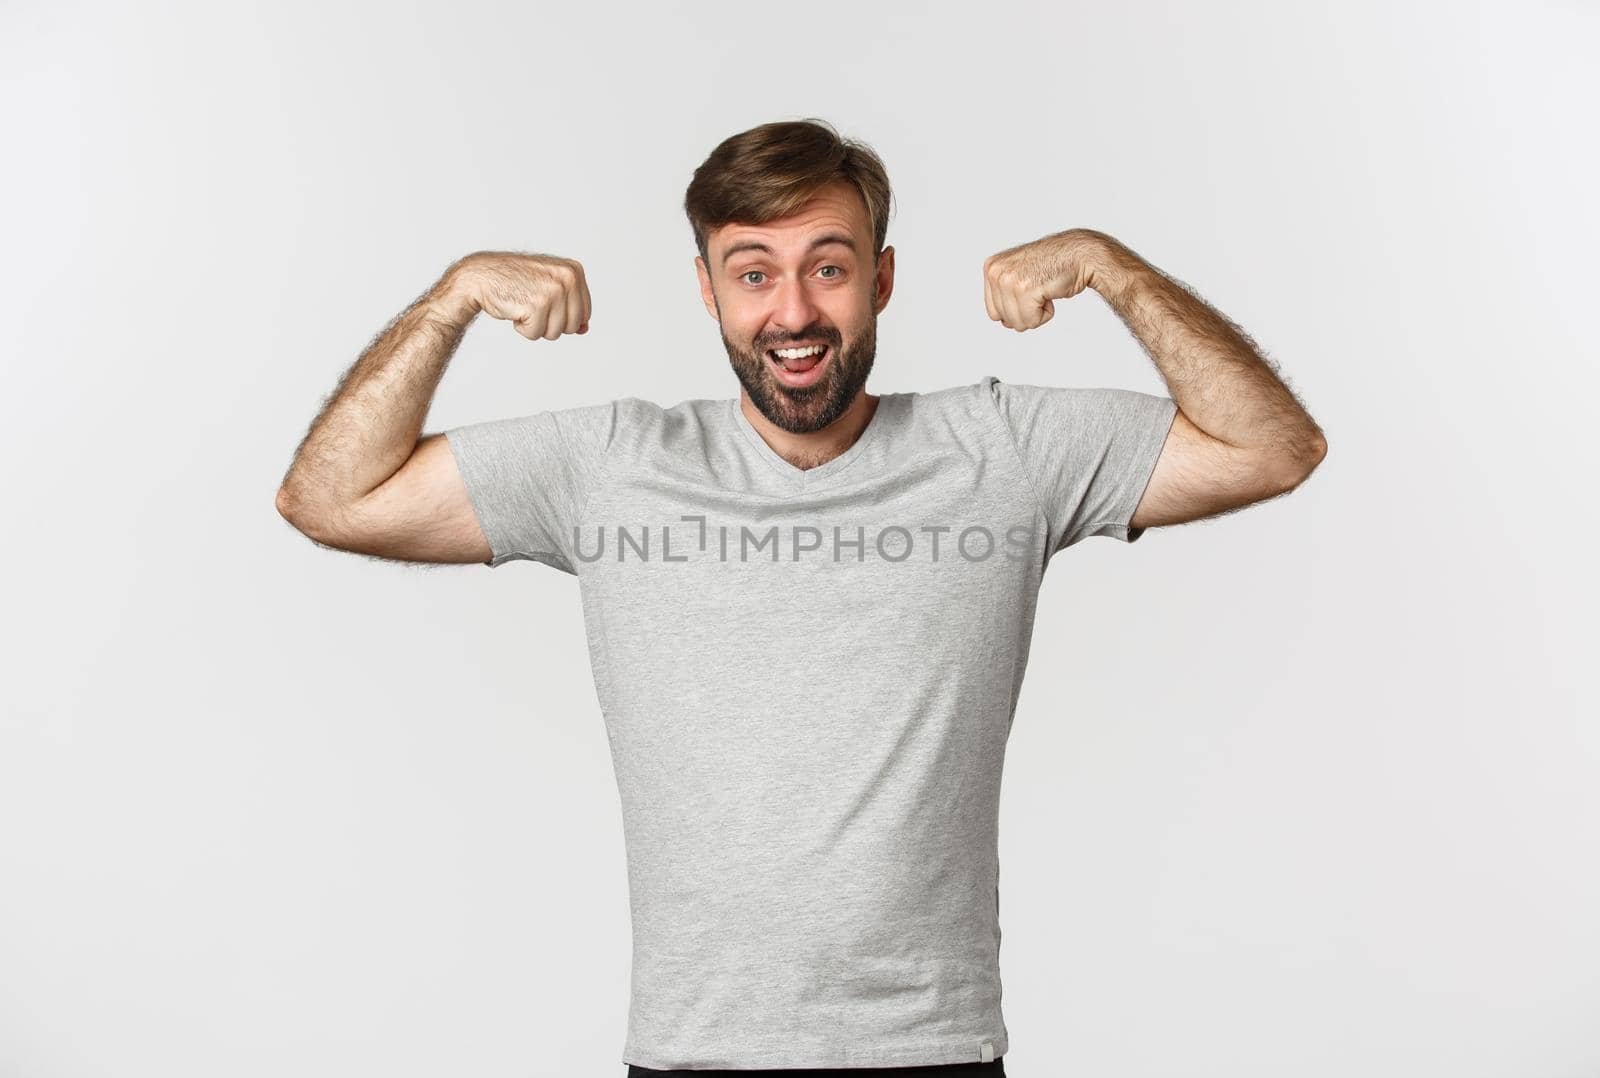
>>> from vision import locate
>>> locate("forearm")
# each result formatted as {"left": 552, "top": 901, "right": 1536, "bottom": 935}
{"left": 1084, "top": 231, "right": 1326, "bottom": 469}
{"left": 276, "top": 259, "right": 480, "bottom": 522}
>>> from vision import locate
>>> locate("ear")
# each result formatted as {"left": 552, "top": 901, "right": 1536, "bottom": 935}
{"left": 695, "top": 256, "right": 720, "bottom": 321}
{"left": 872, "top": 245, "right": 896, "bottom": 314}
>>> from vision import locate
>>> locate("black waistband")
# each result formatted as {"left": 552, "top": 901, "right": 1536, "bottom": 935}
{"left": 627, "top": 1059, "right": 1005, "bottom": 1077}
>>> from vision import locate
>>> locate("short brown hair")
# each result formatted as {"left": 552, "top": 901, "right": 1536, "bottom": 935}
{"left": 684, "top": 117, "right": 895, "bottom": 269}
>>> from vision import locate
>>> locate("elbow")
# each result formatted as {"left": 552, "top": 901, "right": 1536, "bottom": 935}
{"left": 275, "top": 482, "right": 313, "bottom": 533}
{"left": 1270, "top": 431, "right": 1328, "bottom": 493}
{"left": 275, "top": 483, "right": 298, "bottom": 525}
{"left": 275, "top": 483, "right": 344, "bottom": 546}
{"left": 1299, "top": 430, "right": 1329, "bottom": 476}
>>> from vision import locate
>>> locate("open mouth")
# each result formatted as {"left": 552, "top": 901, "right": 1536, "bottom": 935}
{"left": 766, "top": 343, "right": 831, "bottom": 388}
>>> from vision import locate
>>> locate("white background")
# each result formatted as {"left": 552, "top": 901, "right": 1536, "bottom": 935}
{"left": 3, "top": 2, "right": 1596, "bottom": 1076}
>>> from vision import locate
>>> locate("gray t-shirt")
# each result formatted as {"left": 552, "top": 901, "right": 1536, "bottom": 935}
{"left": 444, "top": 375, "right": 1177, "bottom": 1070}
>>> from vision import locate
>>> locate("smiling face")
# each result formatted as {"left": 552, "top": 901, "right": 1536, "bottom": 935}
{"left": 696, "top": 180, "right": 895, "bottom": 434}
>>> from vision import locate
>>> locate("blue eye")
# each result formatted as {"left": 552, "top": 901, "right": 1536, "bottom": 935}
{"left": 740, "top": 266, "right": 844, "bottom": 286}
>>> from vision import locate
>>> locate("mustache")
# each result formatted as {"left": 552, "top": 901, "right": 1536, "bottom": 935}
{"left": 757, "top": 334, "right": 839, "bottom": 349}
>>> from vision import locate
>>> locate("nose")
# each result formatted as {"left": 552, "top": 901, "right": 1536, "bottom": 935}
{"left": 769, "top": 274, "right": 822, "bottom": 337}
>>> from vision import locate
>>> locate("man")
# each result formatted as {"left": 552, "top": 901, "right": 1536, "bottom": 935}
{"left": 275, "top": 118, "right": 1327, "bottom": 1076}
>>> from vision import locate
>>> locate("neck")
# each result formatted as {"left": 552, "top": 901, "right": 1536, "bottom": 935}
{"left": 738, "top": 388, "right": 879, "bottom": 471}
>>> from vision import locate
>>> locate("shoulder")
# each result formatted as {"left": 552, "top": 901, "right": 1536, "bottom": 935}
{"left": 899, "top": 377, "right": 1010, "bottom": 434}
{"left": 910, "top": 375, "right": 1016, "bottom": 413}
{"left": 604, "top": 393, "right": 726, "bottom": 459}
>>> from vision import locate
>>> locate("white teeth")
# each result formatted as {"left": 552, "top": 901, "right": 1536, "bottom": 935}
{"left": 772, "top": 345, "right": 825, "bottom": 359}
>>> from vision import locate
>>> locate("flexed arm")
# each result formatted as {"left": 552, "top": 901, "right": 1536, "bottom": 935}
{"left": 273, "top": 252, "right": 592, "bottom": 562}
{"left": 983, "top": 228, "right": 1327, "bottom": 532}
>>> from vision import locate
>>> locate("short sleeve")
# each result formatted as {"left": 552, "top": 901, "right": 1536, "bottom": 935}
{"left": 985, "top": 375, "right": 1177, "bottom": 556}
{"left": 443, "top": 399, "right": 620, "bottom": 573}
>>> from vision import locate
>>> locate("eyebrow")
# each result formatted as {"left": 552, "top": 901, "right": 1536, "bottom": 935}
{"left": 720, "top": 232, "right": 859, "bottom": 267}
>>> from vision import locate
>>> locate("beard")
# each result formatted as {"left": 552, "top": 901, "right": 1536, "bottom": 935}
{"left": 721, "top": 311, "right": 877, "bottom": 435}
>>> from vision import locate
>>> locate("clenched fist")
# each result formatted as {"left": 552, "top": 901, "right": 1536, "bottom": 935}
{"left": 456, "top": 251, "right": 593, "bottom": 342}
{"left": 982, "top": 228, "right": 1119, "bottom": 332}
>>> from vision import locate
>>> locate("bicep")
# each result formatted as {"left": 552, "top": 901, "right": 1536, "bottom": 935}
{"left": 324, "top": 433, "right": 494, "bottom": 564}
{"left": 1129, "top": 408, "right": 1291, "bottom": 532}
